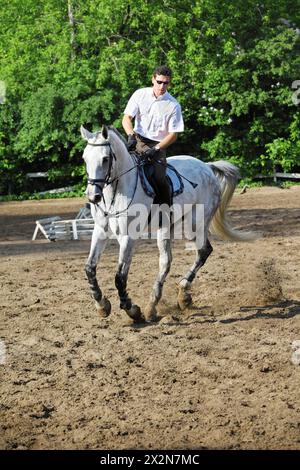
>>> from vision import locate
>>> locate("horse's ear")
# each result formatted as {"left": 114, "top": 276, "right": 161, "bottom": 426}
{"left": 101, "top": 125, "right": 108, "bottom": 140}
{"left": 80, "top": 125, "right": 94, "bottom": 141}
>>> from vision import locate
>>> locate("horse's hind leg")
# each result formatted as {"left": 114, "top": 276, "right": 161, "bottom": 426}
{"left": 144, "top": 233, "right": 172, "bottom": 322}
{"left": 178, "top": 238, "right": 213, "bottom": 310}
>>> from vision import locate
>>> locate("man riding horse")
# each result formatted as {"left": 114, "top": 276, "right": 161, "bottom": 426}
{"left": 122, "top": 65, "right": 184, "bottom": 207}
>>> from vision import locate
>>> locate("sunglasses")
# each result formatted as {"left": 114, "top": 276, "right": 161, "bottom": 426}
{"left": 155, "top": 79, "right": 170, "bottom": 86}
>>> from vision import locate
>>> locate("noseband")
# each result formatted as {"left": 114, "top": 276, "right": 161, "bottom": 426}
{"left": 86, "top": 141, "right": 116, "bottom": 190}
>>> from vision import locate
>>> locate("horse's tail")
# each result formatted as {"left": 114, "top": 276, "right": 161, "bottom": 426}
{"left": 207, "top": 160, "right": 256, "bottom": 241}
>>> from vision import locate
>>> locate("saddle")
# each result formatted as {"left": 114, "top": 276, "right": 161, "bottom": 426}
{"left": 132, "top": 153, "right": 184, "bottom": 202}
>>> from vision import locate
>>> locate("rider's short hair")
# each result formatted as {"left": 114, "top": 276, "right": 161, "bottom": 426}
{"left": 153, "top": 65, "right": 172, "bottom": 78}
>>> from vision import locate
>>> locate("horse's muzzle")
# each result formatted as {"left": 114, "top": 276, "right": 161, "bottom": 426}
{"left": 88, "top": 194, "right": 102, "bottom": 204}
{"left": 86, "top": 186, "right": 102, "bottom": 204}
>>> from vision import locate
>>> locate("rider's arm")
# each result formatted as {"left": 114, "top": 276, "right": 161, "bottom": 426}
{"left": 155, "top": 132, "right": 177, "bottom": 150}
{"left": 122, "top": 114, "right": 135, "bottom": 136}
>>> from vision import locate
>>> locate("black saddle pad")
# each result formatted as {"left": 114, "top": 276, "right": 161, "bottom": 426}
{"left": 136, "top": 158, "right": 184, "bottom": 200}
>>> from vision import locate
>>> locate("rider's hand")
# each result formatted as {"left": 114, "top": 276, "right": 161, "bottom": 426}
{"left": 143, "top": 146, "right": 159, "bottom": 160}
{"left": 127, "top": 133, "right": 137, "bottom": 151}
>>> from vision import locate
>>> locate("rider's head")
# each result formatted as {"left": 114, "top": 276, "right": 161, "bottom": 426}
{"left": 152, "top": 65, "right": 172, "bottom": 98}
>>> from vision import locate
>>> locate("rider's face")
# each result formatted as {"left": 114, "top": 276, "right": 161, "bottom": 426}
{"left": 152, "top": 74, "right": 171, "bottom": 97}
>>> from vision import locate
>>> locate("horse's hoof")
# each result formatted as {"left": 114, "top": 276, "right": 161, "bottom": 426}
{"left": 125, "top": 304, "right": 144, "bottom": 323}
{"left": 144, "top": 304, "right": 158, "bottom": 322}
{"left": 177, "top": 290, "right": 192, "bottom": 310}
{"left": 95, "top": 296, "right": 111, "bottom": 318}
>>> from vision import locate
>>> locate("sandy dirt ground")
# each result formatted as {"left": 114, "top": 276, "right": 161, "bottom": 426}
{"left": 0, "top": 186, "right": 300, "bottom": 450}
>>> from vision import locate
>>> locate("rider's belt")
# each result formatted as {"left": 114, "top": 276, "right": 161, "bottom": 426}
{"left": 136, "top": 134, "right": 159, "bottom": 146}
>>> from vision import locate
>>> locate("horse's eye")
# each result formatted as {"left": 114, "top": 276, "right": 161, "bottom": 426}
{"left": 103, "top": 157, "right": 109, "bottom": 163}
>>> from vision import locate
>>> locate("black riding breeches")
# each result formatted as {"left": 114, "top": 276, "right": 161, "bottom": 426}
{"left": 135, "top": 134, "right": 171, "bottom": 206}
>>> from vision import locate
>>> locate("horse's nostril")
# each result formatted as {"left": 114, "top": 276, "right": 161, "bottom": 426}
{"left": 89, "top": 194, "right": 102, "bottom": 204}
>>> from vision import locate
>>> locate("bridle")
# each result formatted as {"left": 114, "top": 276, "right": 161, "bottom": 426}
{"left": 86, "top": 141, "right": 116, "bottom": 191}
{"left": 85, "top": 139, "right": 140, "bottom": 217}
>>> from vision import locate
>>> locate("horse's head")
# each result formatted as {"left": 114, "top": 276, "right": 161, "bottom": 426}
{"left": 81, "top": 125, "right": 116, "bottom": 204}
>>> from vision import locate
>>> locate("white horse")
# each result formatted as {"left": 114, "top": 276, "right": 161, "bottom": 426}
{"left": 81, "top": 125, "right": 253, "bottom": 322}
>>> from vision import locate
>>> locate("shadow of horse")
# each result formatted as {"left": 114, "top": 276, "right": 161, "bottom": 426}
{"left": 129, "top": 299, "right": 300, "bottom": 328}
{"left": 217, "top": 299, "right": 300, "bottom": 324}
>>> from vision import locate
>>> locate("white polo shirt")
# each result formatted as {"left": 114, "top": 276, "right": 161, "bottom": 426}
{"left": 124, "top": 87, "right": 184, "bottom": 142}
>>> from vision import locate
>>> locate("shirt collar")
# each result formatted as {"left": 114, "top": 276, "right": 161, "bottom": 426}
{"left": 151, "top": 88, "right": 169, "bottom": 101}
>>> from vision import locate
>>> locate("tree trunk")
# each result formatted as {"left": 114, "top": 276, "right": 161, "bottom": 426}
{"left": 67, "top": 0, "right": 76, "bottom": 59}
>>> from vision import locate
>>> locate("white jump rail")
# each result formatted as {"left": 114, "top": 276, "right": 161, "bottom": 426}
{"left": 50, "top": 218, "right": 94, "bottom": 241}
{"left": 32, "top": 216, "right": 62, "bottom": 241}
{"left": 32, "top": 216, "right": 95, "bottom": 242}
{"left": 32, "top": 216, "right": 93, "bottom": 241}
{"left": 32, "top": 203, "right": 94, "bottom": 242}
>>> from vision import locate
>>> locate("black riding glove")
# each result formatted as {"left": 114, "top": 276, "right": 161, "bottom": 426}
{"left": 143, "top": 146, "right": 159, "bottom": 161}
{"left": 127, "top": 134, "right": 137, "bottom": 151}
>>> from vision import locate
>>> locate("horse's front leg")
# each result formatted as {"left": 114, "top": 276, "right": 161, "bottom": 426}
{"left": 144, "top": 231, "right": 172, "bottom": 322}
{"left": 115, "top": 235, "right": 143, "bottom": 323}
{"left": 85, "top": 224, "right": 111, "bottom": 318}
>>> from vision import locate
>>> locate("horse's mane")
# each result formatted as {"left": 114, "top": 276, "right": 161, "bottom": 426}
{"left": 108, "top": 126, "right": 127, "bottom": 147}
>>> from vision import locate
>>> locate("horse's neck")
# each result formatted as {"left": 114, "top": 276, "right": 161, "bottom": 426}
{"left": 108, "top": 131, "right": 137, "bottom": 196}
{"left": 102, "top": 130, "right": 151, "bottom": 215}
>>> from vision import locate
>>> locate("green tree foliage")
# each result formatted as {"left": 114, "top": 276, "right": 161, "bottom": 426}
{"left": 0, "top": 0, "right": 299, "bottom": 193}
